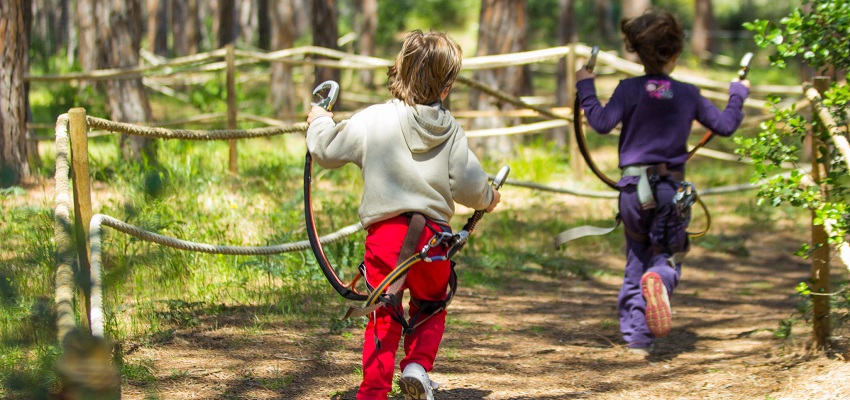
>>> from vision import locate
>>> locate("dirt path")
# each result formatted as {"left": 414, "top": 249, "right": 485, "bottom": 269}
{"left": 118, "top": 197, "right": 850, "bottom": 400}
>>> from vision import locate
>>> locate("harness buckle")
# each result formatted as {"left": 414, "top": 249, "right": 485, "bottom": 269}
{"left": 419, "top": 232, "right": 454, "bottom": 262}
{"left": 674, "top": 182, "right": 697, "bottom": 216}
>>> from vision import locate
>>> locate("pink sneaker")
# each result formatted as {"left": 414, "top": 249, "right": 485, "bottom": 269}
{"left": 641, "top": 272, "right": 672, "bottom": 337}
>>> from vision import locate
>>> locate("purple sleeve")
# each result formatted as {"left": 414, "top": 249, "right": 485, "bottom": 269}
{"left": 576, "top": 78, "right": 626, "bottom": 134}
{"left": 695, "top": 81, "right": 749, "bottom": 136}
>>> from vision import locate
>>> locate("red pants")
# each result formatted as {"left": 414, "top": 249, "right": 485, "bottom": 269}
{"left": 356, "top": 215, "right": 451, "bottom": 400}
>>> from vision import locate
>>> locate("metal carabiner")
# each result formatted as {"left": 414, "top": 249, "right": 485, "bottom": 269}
{"left": 419, "top": 231, "right": 455, "bottom": 262}
{"left": 674, "top": 181, "right": 697, "bottom": 215}
{"left": 312, "top": 80, "right": 340, "bottom": 111}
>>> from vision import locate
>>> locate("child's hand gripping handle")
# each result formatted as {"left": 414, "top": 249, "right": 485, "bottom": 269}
{"left": 585, "top": 46, "right": 600, "bottom": 73}
{"left": 442, "top": 166, "right": 509, "bottom": 260}
{"left": 462, "top": 165, "right": 510, "bottom": 233}
{"left": 312, "top": 80, "right": 340, "bottom": 111}
{"left": 738, "top": 52, "right": 753, "bottom": 80}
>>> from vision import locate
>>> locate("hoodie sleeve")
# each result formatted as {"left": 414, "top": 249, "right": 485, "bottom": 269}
{"left": 694, "top": 81, "right": 749, "bottom": 137}
{"left": 447, "top": 129, "right": 494, "bottom": 210}
{"left": 577, "top": 78, "right": 626, "bottom": 134}
{"left": 306, "top": 115, "right": 365, "bottom": 169}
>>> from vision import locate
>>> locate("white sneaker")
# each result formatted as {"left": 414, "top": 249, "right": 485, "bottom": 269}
{"left": 399, "top": 362, "right": 436, "bottom": 400}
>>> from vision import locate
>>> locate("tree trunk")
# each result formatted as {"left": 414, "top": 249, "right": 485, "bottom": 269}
{"left": 594, "top": 0, "right": 615, "bottom": 44}
{"left": 198, "top": 1, "right": 215, "bottom": 51}
{"left": 257, "top": 0, "right": 270, "bottom": 50}
{"left": 620, "top": 0, "right": 650, "bottom": 62}
{"left": 97, "top": 0, "right": 155, "bottom": 162}
{"left": 553, "top": 0, "right": 576, "bottom": 147}
{"left": 219, "top": 0, "right": 238, "bottom": 47}
{"left": 470, "top": 0, "right": 530, "bottom": 158}
{"left": 76, "top": 0, "right": 98, "bottom": 73}
{"left": 692, "top": 0, "right": 716, "bottom": 63}
{"left": 355, "top": 0, "right": 377, "bottom": 89}
{"left": 172, "top": 0, "right": 200, "bottom": 56}
{"left": 239, "top": 0, "right": 258, "bottom": 47}
{"left": 311, "top": 0, "right": 340, "bottom": 89}
{"left": 270, "top": 0, "right": 296, "bottom": 118}
{"left": 0, "top": 0, "right": 32, "bottom": 187}
{"left": 147, "top": 0, "right": 169, "bottom": 57}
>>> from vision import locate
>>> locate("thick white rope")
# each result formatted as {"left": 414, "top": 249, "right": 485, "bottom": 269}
{"left": 87, "top": 214, "right": 362, "bottom": 337}
{"left": 53, "top": 114, "right": 78, "bottom": 342}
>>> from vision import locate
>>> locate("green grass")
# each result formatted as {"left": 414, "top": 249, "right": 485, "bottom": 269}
{"left": 2, "top": 50, "right": 821, "bottom": 398}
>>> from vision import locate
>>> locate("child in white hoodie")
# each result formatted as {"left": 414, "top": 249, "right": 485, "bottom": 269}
{"left": 306, "top": 30, "right": 500, "bottom": 400}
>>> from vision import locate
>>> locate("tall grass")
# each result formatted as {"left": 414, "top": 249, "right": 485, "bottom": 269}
{"left": 1, "top": 131, "right": 366, "bottom": 397}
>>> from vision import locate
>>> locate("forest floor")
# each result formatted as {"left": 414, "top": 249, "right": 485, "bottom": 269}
{"left": 101, "top": 181, "right": 850, "bottom": 400}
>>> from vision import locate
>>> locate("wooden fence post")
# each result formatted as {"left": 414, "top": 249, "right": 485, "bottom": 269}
{"left": 810, "top": 76, "right": 831, "bottom": 349}
{"left": 226, "top": 44, "right": 238, "bottom": 174}
{"left": 68, "top": 107, "right": 92, "bottom": 331}
{"left": 567, "top": 44, "right": 583, "bottom": 180}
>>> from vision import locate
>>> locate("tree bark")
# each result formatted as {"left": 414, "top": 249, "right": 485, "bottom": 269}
{"left": 258, "top": 0, "right": 270, "bottom": 50}
{"left": 553, "top": 0, "right": 576, "bottom": 147}
{"left": 470, "top": 0, "right": 531, "bottom": 158}
{"left": 76, "top": 0, "right": 98, "bottom": 73}
{"left": 0, "top": 0, "right": 32, "bottom": 187}
{"left": 219, "top": 0, "right": 238, "bottom": 47}
{"left": 692, "top": 0, "right": 716, "bottom": 63}
{"left": 147, "top": 0, "right": 169, "bottom": 57}
{"left": 594, "top": 0, "right": 615, "bottom": 43}
{"left": 172, "top": 0, "right": 199, "bottom": 56}
{"left": 96, "top": 0, "right": 155, "bottom": 162}
{"left": 355, "top": 0, "right": 377, "bottom": 89}
{"left": 311, "top": 0, "right": 340, "bottom": 88}
{"left": 270, "top": 0, "right": 296, "bottom": 118}
{"left": 620, "top": 0, "right": 650, "bottom": 62}
{"left": 239, "top": 0, "right": 260, "bottom": 47}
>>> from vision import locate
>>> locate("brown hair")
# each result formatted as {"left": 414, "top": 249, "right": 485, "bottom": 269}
{"left": 620, "top": 10, "right": 684, "bottom": 75}
{"left": 387, "top": 30, "right": 463, "bottom": 105}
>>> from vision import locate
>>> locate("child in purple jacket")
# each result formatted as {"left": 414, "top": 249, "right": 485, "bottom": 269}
{"left": 575, "top": 9, "right": 750, "bottom": 355}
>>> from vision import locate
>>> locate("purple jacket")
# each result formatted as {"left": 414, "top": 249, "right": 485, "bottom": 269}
{"left": 576, "top": 75, "right": 749, "bottom": 171}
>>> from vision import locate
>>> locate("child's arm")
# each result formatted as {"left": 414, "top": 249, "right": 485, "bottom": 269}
{"left": 576, "top": 66, "right": 595, "bottom": 82}
{"left": 447, "top": 133, "right": 494, "bottom": 211}
{"left": 307, "top": 105, "right": 333, "bottom": 124}
{"left": 576, "top": 78, "right": 627, "bottom": 134}
{"left": 486, "top": 188, "right": 501, "bottom": 212}
{"left": 306, "top": 109, "right": 365, "bottom": 169}
{"left": 695, "top": 80, "right": 750, "bottom": 137}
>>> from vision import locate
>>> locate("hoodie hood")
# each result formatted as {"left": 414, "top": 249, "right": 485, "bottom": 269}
{"left": 394, "top": 99, "right": 460, "bottom": 153}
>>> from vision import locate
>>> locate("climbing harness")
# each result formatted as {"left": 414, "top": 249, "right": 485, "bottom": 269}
{"left": 343, "top": 165, "right": 510, "bottom": 337}
{"left": 558, "top": 48, "right": 749, "bottom": 248}
{"left": 303, "top": 80, "right": 510, "bottom": 335}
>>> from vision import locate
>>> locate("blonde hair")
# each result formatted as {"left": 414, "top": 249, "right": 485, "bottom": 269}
{"left": 387, "top": 30, "right": 463, "bottom": 105}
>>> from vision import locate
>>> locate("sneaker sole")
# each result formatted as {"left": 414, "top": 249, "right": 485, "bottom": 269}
{"left": 641, "top": 272, "right": 672, "bottom": 337}
{"left": 399, "top": 376, "right": 430, "bottom": 400}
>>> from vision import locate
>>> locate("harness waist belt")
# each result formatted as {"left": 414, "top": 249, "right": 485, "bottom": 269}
{"left": 621, "top": 164, "right": 685, "bottom": 210}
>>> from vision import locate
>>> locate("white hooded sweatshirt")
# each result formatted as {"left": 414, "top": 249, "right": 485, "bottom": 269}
{"left": 306, "top": 98, "right": 494, "bottom": 228}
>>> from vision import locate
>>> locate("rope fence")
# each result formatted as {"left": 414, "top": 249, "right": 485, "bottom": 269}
{"left": 52, "top": 48, "right": 810, "bottom": 339}
{"left": 47, "top": 44, "right": 828, "bottom": 391}
{"left": 87, "top": 213, "right": 362, "bottom": 337}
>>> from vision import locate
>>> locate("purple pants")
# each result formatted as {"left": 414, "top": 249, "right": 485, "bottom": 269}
{"left": 617, "top": 177, "right": 685, "bottom": 347}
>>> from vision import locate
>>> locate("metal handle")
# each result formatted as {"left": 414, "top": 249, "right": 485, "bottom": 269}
{"left": 738, "top": 52, "right": 753, "bottom": 80}
{"left": 492, "top": 165, "right": 510, "bottom": 190}
{"left": 312, "top": 80, "right": 340, "bottom": 111}
{"left": 586, "top": 46, "right": 600, "bottom": 73}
